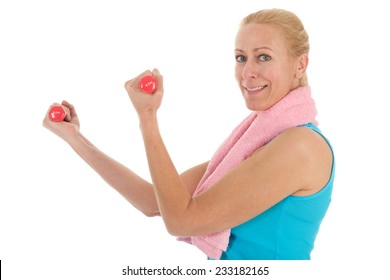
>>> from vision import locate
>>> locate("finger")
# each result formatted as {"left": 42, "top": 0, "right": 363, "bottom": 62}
{"left": 152, "top": 68, "right": 160, "bottom": 76}
{"left": 152, "top": 68, "right": 163, "bottom": 90}
{"left": 124, "top": 79, "right": 134, "bottom": 91}
{"left": 61, "top": 100, "right": 78, "bottom": 121}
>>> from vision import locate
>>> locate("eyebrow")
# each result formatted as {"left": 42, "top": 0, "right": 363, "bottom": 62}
{"left": 235, "top": 47, "right": 273, "bottom": 52}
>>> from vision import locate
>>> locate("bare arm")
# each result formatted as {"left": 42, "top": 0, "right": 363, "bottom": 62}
{"left": 69, "top": 131, "right": 160, "bottom": 216}
{"left": 141, "top": 118, "right": 332, "bottom": 236}
{"left": 43, "top": 100, "right": 208, "bottom": 217}
{"left": 125, "top": 69, "right": 333, "bottom": 237}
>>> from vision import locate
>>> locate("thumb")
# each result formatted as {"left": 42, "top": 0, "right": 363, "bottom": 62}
{"left": 152, "top": 68, "right": 163, "bottom": 90}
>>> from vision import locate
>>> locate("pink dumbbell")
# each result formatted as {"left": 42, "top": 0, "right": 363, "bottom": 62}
{"left": 48, "top": 105, "right": 67, "bottom": 122}
{"left": 139, "top": 75, "right": 158, "bottom": 94}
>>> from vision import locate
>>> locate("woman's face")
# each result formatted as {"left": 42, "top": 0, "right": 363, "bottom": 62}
{"left": 235, "top": 23, "right": 307, "bottom": 111}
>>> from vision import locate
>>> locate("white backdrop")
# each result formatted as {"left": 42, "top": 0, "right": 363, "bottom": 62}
{"left": 1, "top": 0, "right": 389, "bottom": 279}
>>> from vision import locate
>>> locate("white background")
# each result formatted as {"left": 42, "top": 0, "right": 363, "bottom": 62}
{"left": 1, "top": 0, "right": 389, "bottom": 279}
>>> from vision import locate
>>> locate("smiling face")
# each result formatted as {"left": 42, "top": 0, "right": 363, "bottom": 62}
{"left": 235, "top": 23, "right": 308, "bottom": 111}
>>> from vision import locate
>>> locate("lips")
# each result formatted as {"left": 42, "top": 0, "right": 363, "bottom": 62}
{"left": 244, "top": 85, "right": 268, "bottom": 93}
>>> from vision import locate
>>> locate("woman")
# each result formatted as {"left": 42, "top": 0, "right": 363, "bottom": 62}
{"left": 43, "top": 8, "right": 335, "bottom": 260}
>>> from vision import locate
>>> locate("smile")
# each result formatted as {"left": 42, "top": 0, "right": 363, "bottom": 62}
{"left": 245, "top": 85, "right": 267, "bottom": 93}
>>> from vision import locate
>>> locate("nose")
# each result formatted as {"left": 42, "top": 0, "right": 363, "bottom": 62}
{"left": 241, "top": 60, "right": 258, "bottom": 80}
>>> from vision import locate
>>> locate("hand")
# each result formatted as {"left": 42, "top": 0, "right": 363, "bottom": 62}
{"left": 42, "top": 100, "right": 80, "bottom": 141}
{"left": 124, "top": 68, "right": 164, "bottom": 119}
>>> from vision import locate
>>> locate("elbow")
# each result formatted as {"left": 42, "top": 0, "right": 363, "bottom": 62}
{"left": 136, "top": 203, "right": 161, "bottom": 217}
{"left": 164, "top": 200, "right": 203, "bottom": 236}
{"left": 166, "top": 224, "right": 185, "bottom": 237}
{"left": 134, "top": 200, "right": 161, "bottom": 217}
{"left": 142, "top": 209, "right": 161, "bottom": 218}
{"left": 165, "top": 223, "right": 182, "bottom": 236}
{"left": 164, "top": 215, "right": 198, "bottom": 237}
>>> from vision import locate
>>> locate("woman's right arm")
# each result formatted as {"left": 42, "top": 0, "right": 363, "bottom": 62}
{"left": 69, "top": 131, "right": 161, "bottom": 216}
{"left": 43, "top": 101, "right": 208, "bottom": 217}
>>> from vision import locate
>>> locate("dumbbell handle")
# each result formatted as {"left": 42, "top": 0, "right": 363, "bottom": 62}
{"left": 49, "top": 105, "right": 67, "bottom": 122}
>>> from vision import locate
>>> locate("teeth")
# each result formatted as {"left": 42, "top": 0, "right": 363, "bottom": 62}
{"left": 246, "top": 85, "right": 266, "bottom": 92}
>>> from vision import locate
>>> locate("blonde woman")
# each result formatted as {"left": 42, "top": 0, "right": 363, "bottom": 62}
{"left": 43, "top": 9, "right": 334, "bottom": 260}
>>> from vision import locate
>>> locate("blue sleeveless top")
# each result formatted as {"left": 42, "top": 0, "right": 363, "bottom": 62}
{"left": 219, "top": 123, "right": 335, "bottom": 260}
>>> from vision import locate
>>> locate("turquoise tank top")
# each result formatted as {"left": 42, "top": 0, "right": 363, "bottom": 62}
{"left": 219, "top": 123, "right": 335, "bottom": 260}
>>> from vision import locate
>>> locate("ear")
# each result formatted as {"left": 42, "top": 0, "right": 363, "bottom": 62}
{"left": 295, "top": 54, "right": 308, "bottom": 79}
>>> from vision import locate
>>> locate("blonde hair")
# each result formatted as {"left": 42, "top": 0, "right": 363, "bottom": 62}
{"left": 241, "top": 9, "right": 310, "bottom": 86}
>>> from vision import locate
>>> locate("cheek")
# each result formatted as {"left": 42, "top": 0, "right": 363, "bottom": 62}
{"left": 234, "top": 65, "right": 243, "bottom": 82}
{"left": 257, "top": 64, "right": 276, "bottom": 81}
{"left": 267, "top": 65, "right": 287, "bottom": 83}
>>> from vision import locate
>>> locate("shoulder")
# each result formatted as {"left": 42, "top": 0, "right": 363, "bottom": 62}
{"left": 281, "top": 125, "right": 331, "bottom": 159}
{"left": 255, "top": 125, "right": 331, "bottom": 160}
{"left": 253, "top": 125, "right": 333, "bottom": 196}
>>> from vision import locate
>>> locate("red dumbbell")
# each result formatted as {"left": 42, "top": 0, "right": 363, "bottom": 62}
{"left": 48, "top": 105, "right": 67, "bottom": 122}
{"left": 139, "top": 75, "right": 158, "bottom": 94}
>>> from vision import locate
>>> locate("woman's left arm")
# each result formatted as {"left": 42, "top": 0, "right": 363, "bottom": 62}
{"left": 124, "top": 69, "right": 194, "bottom": 234}
{"left": 124, "top": 69, "right": 333, "bottom": 237}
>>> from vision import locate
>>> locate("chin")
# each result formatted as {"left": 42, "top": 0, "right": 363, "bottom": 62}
{"left": 243, "top": 96, "right": 271, "bottom": 111}
{"left": 245, "top": 102, "right": 270, "bottom": 112}
{"left": 242, "top": 90, "right": 273, "bottom": 112}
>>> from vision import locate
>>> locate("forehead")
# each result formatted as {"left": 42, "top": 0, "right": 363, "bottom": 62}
{"left": 235, "top": 23, "right": 286, "bottom": 51}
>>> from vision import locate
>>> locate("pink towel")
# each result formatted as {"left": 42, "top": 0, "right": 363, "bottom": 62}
{"left": 178, "top": 86, "right": 318, "bottom": 259}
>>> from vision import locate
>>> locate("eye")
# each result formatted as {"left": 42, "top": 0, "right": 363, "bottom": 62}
{"left": 259, "top": 54, "right": 271, "bottom": 62}
{"left": 235, "top": 55, "right": 246, "bottom": 62}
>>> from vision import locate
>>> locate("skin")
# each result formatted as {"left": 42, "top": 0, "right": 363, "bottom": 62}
{"left": 43, "top": 23, "right": 333, "bottom": 237}
{"left": 235, "top": 23, "right": 308, "bottom": 111}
